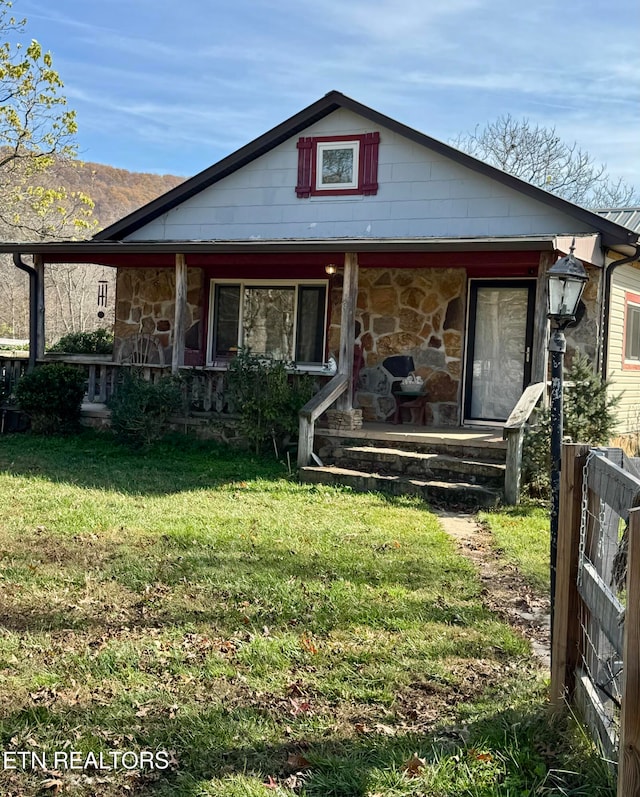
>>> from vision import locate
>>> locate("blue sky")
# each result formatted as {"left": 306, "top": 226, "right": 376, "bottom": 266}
{"left": 15, "top": 0, "right": 640, "bottom": 192}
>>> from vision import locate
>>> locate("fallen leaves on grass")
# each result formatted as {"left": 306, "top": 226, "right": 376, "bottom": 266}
{"left": 469, "top": 748, "right": 494, "bottom": 763}
{"left": 300, "top": 634, "right": 318, "bottom": 654}
{"left": 286, "top": 752, "right": 311, "bottom": 770}
{"left": 401, "top": 752, "right": 426, "bottom": 777}
{"left": 289, "top": 698, "right": 313, "bottom": 716}
{"left": 41, "top": 778, "right": 64, "bottom": 793}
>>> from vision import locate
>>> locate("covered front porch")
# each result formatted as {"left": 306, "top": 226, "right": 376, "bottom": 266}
{"left": 3, "top": 237, "right": 603, "bottom": 503}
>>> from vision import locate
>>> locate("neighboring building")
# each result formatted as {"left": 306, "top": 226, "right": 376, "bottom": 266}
{"left": 2, "top": 92, "right": 639, "bottom": 448}
{"left": 597, "top": 208, "right": 640, "bottom": 435}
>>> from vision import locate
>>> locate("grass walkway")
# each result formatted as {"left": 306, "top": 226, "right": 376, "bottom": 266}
{"left": 478, "top": 504, "right": 551, "bottom": 593}
{"left": 0, "top": 432, "right": 612, "bottom": 796}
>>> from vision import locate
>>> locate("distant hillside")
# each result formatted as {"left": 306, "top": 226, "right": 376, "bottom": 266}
{"left": 0, "top": 158, "right": 186, "bottom": 341}
{"left": 46, "top": 158, "right": 185, "bottom": 231}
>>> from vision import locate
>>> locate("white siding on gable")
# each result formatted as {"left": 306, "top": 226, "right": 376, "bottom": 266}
{"left": 607, "top": 262, "right": 640, "bottom": 435}
{"left": 125, "top": 107, "right": 596, "bottom": 243}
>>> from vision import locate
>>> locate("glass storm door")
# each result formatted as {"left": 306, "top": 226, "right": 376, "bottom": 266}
{"left": 464, "top": 281, "right": 535, "bottom": 423}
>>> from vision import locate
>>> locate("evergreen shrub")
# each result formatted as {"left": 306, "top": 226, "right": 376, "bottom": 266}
{"left": 522, "top": 353, "right": 621, "bottom": 497}
{"left": 49, "top": 328, "right": 113, "bottom": 355}
{"left": 16, "top": 363, "right": 86, "bottom": 434}
{"left": 225, "top": 349, "right": 315, "bottom": 456}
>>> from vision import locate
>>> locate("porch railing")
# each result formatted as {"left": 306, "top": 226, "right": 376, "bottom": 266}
{"left": 297, "top": 373, "right": 349, "bottom": 467}
{"left": 0, "top": 355, "right": 238, "bottom": 416}
{"left": 503, "top": 381, "right": 546, "bottom": 504}
{"left": 0, "top": 354, "right": 28, "bottom": 399}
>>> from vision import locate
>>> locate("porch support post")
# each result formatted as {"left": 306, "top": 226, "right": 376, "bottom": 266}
{"left": 336, "top": 251, "right": 358, "bottom": 411}
{"left": 531, "top": 252, "right": 552, "bottom": 386}
{"left": 34, "top": 255, "right": 45, "bottom": 360}
{"left": 172, "top": 253, "right": 187, "bottom": 374}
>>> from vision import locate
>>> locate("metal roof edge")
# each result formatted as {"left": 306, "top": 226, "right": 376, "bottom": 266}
{"left": 0, "top": 235, "right": 559, "bottom": 257}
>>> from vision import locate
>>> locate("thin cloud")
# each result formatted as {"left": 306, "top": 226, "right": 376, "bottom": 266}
{"left": 18, "top": 0, "right": 639, "bottom": 188}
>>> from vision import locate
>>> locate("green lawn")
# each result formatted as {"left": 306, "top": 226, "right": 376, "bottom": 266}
{"left": 478, "top": 504, "right": 551, "bottom": 593}
{"left": 0, "top": 432, "right": 612, "bottom": 796}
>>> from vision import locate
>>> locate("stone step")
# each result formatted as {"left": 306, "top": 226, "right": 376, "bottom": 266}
{"left": 335, "top": 445, "right": 506, "bottom": 487}
{"left": 316, "top": 430, "right": 507, "bottom": 463}
{"left": 299, "top": 465, "right": 501, "bottom": 509}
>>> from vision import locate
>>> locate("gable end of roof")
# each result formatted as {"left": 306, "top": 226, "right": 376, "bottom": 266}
{"left": 95, "top": 90, "right": 639, "bottom": 249}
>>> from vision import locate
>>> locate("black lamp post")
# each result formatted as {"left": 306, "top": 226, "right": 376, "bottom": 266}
{"left": 548, "top": 240, "right": 588, "bottom": 630}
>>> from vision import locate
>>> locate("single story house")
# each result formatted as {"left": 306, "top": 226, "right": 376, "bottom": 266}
{"left": 2, "top": 92, "right": 639, "bottom": 490}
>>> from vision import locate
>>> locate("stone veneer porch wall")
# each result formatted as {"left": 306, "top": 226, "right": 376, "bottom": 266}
{"left": 115, "top": 267, "right": 204, "bottom": 362}
{"left": 328, "top": 267, "right": 467, "bottom": 426}
{"left": 563, "top": 264, "right": 602, "bottom": 370}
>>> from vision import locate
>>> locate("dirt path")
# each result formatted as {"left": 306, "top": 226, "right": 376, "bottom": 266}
{"left": 436, "top": 510, "right": 551, "bottom": 669}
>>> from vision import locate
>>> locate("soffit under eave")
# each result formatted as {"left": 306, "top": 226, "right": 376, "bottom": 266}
{"left": 554, "top": 234, "right": 604, "bottom": 268}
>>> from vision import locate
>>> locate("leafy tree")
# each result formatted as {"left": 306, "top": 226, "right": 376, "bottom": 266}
{"left": 453, "top": 115, "right": 637, "bottom": 208}
{"left": 0, "top": 1, "right": 98, "bottom": 238}
{"left": 0, "top": 1, "right": 79, "bottom": 224}
{"left": 0, "top": 2, "right": 102, "bottom": 342}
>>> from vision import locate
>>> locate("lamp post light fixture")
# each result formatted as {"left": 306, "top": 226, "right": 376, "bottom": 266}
{"left": 548, "top": 239, "right": 589, "bottom": 632}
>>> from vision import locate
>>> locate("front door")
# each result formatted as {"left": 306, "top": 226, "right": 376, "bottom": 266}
{"left": 464, "top": 280, "right": 535, "bottom": 423}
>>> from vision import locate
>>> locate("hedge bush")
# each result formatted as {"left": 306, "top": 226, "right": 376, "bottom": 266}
{"left": 48, "top": 328, "right": 113, "bottom": 355}
{"left": 522, "top": 354, "right": 621, "bottom": 497}
{"left": 109, "top": 369, "right": 183, "bottom": 449}
{"left": 15, "top": 363, "right": 86, "bottom": 434}
{"left": 226, "top": 349, "right": 315, "bottom": 456}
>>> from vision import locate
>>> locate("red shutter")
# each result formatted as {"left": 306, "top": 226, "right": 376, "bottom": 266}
{"left": 361, "top": 132, "right": 379, "bottom": 195}
{"left": 296, "top": 137, "right": 313, "bottom": 197}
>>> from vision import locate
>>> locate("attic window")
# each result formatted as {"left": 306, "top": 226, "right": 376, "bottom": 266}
{"left": 317, "top": 142, "right": 359, "bottom": 190}
{"left": 296, "top": 133, "right": 379, "bottom": 197}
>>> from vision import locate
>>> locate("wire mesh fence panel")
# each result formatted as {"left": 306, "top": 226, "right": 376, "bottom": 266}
{"left": 574, "top": 448, "right": 640, "bottom": 764}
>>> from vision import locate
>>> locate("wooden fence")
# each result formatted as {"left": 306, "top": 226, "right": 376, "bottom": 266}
{"left": 0, "top": 354, "right": 28, "bottom": 399}
{"left": 551, "top": 443, "right": 640, "bottom": 796}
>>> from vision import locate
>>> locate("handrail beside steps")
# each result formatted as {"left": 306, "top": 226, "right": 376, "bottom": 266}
{"left": 503, "top": 381, "right": 546, "bottom": 504}
{"left": 297, "top": 373, "right": 349, "bottom": 468}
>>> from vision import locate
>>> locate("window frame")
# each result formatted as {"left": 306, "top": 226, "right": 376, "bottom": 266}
{"left": 296, "top": 132, "right": 379, "bottom": 197}
{"left": 315, "top": 140, "right": 360, "bottom": 192}
{"left": 623, "top": 290, "right": 640, "bottom": 370}
{"left": 206, "top": 278, "right": 329, "bottom": 370}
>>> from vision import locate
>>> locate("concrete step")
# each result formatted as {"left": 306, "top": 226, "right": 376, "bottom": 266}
{"left": 335, "top": 445, "right": 506, "bottom": 487}
{"left": 316, "top": 430, "right": 507, "bottom": 463}
{"left": 299, "top": 465, "right": 501, "bottom": 509}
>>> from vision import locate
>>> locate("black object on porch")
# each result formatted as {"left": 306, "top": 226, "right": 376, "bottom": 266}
{"left": 382, "top": 355, "right": 428, "bottom": 425}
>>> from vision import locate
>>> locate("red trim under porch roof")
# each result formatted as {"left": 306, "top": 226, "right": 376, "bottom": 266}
{"left": 32, "top": 249, "right": 544, "bottom": 277}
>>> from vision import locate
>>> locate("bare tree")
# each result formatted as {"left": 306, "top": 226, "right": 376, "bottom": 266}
{"left": 44, "top": 262, "right": 115, "bottom": 340}
{"left": 453, "top": 115, "right": 638, "bottom": 208}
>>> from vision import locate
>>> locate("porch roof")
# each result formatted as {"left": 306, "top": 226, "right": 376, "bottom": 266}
{"left": 0, "top": 233, "right": 573, "bottom": 266}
